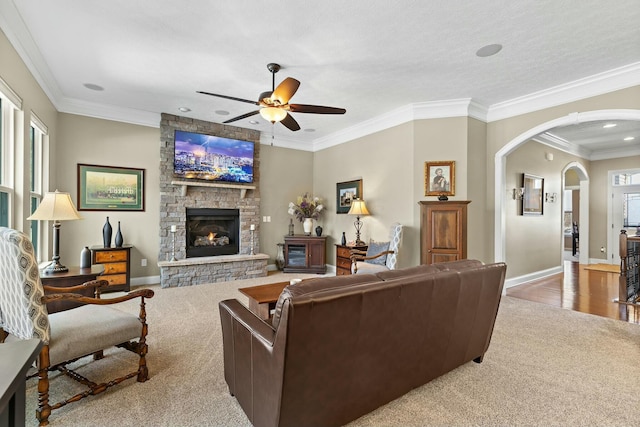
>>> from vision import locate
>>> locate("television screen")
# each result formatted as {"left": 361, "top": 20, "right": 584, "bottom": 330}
{"left": 174, "top": 130, "right": 254, "bottom": 183}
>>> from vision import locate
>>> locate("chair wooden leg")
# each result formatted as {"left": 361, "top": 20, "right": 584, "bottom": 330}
{"left": 36, "top": 346, "right": 52, "bottom": 426}
{"left": 137, "top": 297, "right": 150, "bottom": 382}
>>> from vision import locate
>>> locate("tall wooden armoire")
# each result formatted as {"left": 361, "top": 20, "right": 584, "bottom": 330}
{"left": 419, "top": 200, "right": 470, "bottom": 265}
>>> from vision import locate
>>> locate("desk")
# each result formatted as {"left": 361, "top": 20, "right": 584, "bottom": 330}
{"left": 40, "top": 265, "right": 105, "bottom": 313}
{"left": 0, "top": 339, "right": 43, "bottom": 427}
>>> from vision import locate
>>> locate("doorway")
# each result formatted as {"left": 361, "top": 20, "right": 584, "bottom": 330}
{"left": 562, "top": 162, "right": 589, "bottom": 265}
{"left": 607, "top": 169, "right": 640, "bottom": 264}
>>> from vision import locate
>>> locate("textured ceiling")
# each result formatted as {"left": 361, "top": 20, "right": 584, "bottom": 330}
{"left": 1, "top": 0, "right": 639, "bottom": 154}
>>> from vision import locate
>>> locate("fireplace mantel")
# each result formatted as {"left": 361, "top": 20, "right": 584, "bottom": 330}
{"left": 171, "top": 180, "right": 256, "bottom": 198}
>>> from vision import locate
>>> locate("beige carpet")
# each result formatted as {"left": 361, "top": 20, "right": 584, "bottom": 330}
{"left": 23, "top": 272, "right": 640, "bottom": 426}
{"left": 583, "top": 263, "right": 620, "bottom": 273}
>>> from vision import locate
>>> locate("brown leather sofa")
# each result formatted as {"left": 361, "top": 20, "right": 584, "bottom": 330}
{"left": 219, "top": 259, "right": 506, "bottom": 427}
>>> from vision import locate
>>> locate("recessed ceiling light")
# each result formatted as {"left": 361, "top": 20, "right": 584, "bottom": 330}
{"left": 603, "top": 123, "right": 617, "bottom": 128}
{"left": 178, "top": 107, "right": 191, "bottom": 112}
{"left": 624, "top": 136, "right": 635, "bottom": 141}
{"left": 248, "top": 120, "right": 259, "bottom": 125}
{"left": 83, "top": 83, "right": 104, "bottom": 91}
{"left": 215, "top": 110, "right": 229, "bottom": 116}
{"left": 476, "top": 44, "right": 502, "bottom": 58}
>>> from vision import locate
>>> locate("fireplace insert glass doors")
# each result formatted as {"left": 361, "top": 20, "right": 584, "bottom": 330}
{"left": 186, "top": 208, "right": 239, "bottom": 257}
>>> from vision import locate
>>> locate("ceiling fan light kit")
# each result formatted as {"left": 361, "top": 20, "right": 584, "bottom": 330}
{"left": 198, "top": 63, "right": 346, "bottom": 131}
{"left": 260, "top": 106, "right": 287, "bottom": 123}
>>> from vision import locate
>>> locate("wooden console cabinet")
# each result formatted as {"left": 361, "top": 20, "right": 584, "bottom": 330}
{"left": 335, "top": 244, "right": 368, "bottom": 276}
{"left": 419, "top": 201, "right": 470, "bottom": 265}
{"left": 91, "top": 245, "right": 132, "bottom": 291}
{"left": 283, "top": 235, "right": 327, "bottom": 274}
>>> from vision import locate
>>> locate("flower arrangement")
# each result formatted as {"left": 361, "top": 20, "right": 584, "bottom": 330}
{"left": 288, "top": 192, "right": 324, "bottom": 222}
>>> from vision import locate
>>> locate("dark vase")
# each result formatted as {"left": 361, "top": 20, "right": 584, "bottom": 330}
{"left": 315, "top": 226, "right": 323, "bottom": 237}
{"left": 115, "top": 221, "right": 124, "bottom": 247}
{"left": 103, "top": 217, "right": 112, "bottom": 248}
{"left": 341, "top": 232, "right": 347, "bottom": 246}
{"left": 288, "top": 218, "right": 294, "bottom": 236}
{"left": 80, "top": 246, "right": 91, "bottom": 268}
{"left": 275, "top": 243, "right": 285, "bottom": 271}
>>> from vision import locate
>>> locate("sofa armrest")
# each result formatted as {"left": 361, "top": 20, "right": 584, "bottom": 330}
{"left": 219, "top": 299, "right": 276, "bottom": 346}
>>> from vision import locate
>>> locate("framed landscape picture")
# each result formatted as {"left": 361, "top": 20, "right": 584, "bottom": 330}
{"left": 336, "top": 179, "right": 363, "bottom": 214}
{"left": 425, "top": 160, "right": 455, "bottom": 197}
{"left": 77, "top": 164, "right": 145, "bottom": 211}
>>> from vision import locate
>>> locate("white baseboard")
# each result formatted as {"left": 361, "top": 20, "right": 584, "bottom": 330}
{"left": 504, "top": 265, "right": 564, "bottom": 289}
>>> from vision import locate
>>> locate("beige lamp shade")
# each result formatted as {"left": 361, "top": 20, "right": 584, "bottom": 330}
{"left": 259, "top": 107, "right": 287, "bottom": 123}
{"left": 348, "top": 199, "right": 370, "bottom": 216}
{"left": 27, "top": 190, "right": 82, "bottom": 221}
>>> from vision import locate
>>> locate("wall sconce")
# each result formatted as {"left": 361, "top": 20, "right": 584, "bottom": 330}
{"left": 512, "top": 188, "right": 524, "bottom": 200}
{"left": 545, "top": 192, "right": 557, "bottom": 203}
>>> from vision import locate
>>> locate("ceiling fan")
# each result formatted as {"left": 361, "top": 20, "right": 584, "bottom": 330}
{"left": 197, "top": 63, "right": 346, "bottom": 131}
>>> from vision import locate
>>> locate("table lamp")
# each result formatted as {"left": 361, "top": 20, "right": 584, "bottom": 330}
{"left": 348, "top": 199, "right": 370, "bottom": 246}
{"left": 27, "top": 190, "right": 82, "bottom": 273}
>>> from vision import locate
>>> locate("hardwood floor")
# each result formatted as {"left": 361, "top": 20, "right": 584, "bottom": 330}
{"left": 506, "top": 260, "right": 640, "bottom": 325}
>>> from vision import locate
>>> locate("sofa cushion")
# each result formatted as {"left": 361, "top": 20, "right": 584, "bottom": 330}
{"left": 365, "top": 240, "right": 390, "bottom": 265}
{"left": 272, "top": 274, "right": 381, "bottom": 329}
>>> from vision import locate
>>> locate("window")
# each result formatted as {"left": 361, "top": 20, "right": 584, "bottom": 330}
{"left": 30, "top": 114, "right": 48, "bottom": 259}
{"left": 624, "top": 193, "right": 640, "bottom": 227}
{"left": 0, "top": 88, "right": 19, "bottom": 228}
{"left": 614, "top": 173, "right": 640, "bottom": 186}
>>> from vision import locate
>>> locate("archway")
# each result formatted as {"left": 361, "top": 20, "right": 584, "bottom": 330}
{"left": 561, "top": 162, "right": 589, "bottom": 265}
{"left": 494, "top": 109, "right": 640, "bottom": 284}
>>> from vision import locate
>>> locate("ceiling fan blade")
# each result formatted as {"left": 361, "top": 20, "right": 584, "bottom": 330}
{"left": 280, "top": 113, "right": 301, "bottom": 131}
{"left": 197, "top": 91, "right": 259, "bottom": 106}
{"left": 289, "top": 104, "right": 346, "bottom": 114}
{"left": 223, "top": 110, "right": 260, "bottom": 123}
{"left": 271, "top": 78, "right": 300, "bottom": 105}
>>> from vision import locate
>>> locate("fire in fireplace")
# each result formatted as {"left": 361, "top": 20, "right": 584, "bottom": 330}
{"left": 186, "top": 208, "right": 239, "bottom": 257}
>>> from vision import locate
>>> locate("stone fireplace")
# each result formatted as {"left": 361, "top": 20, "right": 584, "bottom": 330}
{"left": 157, "top": 113, "right": 268, "bottom": 287}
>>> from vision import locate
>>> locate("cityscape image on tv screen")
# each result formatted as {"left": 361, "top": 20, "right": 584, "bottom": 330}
{"left": 174, "top": 130, "right": 254, "bottom": 183}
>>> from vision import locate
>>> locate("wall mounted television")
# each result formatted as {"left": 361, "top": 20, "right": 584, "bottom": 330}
{"left": 174, "top": 130, "right": 254, "bottom": 183}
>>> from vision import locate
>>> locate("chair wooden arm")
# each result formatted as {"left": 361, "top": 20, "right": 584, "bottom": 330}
{"left": 42, "top": 279, "right": 109, "bottom": 296}
{"left": 41, "top": 288, "right": 154, "bottom": 306}
{"left": 350, "top": 250, "right": 395, "bottom": 263}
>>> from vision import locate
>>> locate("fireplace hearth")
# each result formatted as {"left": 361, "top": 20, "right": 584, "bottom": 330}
{"left": 186, "top": 208, "right": 239, "bottom": 257}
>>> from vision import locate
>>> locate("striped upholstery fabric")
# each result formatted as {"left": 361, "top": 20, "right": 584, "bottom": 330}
{"left": 0, "top": 227, "right": 51, "bottom": 343}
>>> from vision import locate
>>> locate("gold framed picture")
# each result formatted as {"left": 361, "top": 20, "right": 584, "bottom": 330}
{"left": 425, "top": 161, "right": 455, "bottom": 197}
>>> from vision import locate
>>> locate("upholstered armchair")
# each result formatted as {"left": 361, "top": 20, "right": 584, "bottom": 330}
{"left": 351, "top": 222, "right": 403, "bottom": 274}
{"left": 0, "top": 227, "right": 154, "bottom": 426}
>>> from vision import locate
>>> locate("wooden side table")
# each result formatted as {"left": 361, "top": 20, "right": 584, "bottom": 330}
{"left": 335, "top": 244, "right": 368, "bottom": 276}
{"left": 91, "top": 245, "right": 132, "bottom": 292}
{"left": 40, "top": 265, "right": 105, "bottom": 314}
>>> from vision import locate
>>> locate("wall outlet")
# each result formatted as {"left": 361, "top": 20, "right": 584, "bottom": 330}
{"left": 141, "top": 258, "right": 147, "bottom": 266}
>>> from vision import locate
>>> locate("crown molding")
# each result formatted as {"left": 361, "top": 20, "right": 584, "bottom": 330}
{"left": 486, "top": 62, "right": 640, "bottom": 122}
{"left": 259, "top": 132, "right": 313, "bottom": 151}
{"left": 0, "top": 0, "right": 64, "bottom": 109}
{"left": 532, "top": 132, "right": 592, "bottom": 159}
{"left": 58, "top": 97, "right": 160, "bottom": 128}
{"left": 313, "top": 99, "right": 481, "bottom": 151}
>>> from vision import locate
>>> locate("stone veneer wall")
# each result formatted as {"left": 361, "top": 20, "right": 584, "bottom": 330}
{"left": 158, "top": 113, "right": 267, "bottom": 287}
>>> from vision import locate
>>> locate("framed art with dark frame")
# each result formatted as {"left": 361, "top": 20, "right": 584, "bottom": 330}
{"left": 522, "top": 173, "right": 544, "bottom": 215}
{"left": 336, "top": 179, "right": 363, "bottom": 214}
{"left": 77, "top": 164, "right": 145, "bottom": 211}
{"left": 425, "top": 161, "right": 455, "bottom": 197}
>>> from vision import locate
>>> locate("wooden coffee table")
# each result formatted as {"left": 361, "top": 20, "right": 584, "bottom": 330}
{"left": 239, "top": 281, "right": 290, "bottom": 320}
